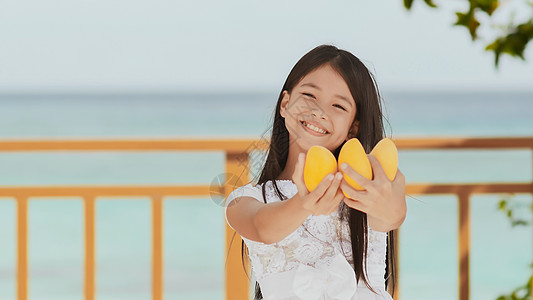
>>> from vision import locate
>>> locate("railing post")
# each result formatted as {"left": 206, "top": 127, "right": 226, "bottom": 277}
{"left": 224, "top": 152, "right": 250, "bottom": 300}
{"left": 16, "top": 197, "right": 28, "bottom": 300}
{"left": 152, "top": 195, "right": 164, "bottom": 300}
{"left": 458, "top": 192, "right": 470, "bottom": 300}
{"left": 84, "top": 197, "right": 96, "bottom": 300}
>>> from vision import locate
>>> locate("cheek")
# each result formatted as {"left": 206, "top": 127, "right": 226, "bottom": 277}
{"left": 336, "top": 116, "right": 354, "bottom": 132}
{"left": 283, "top": 108, "right": 300, "bottom": 124}
{"left": 284, "top": 113, "right": 302, "bottom": 134}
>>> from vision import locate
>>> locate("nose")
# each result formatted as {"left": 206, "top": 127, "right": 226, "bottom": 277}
{"left": 311, "top": 105, "right": 327, "bottom": 120}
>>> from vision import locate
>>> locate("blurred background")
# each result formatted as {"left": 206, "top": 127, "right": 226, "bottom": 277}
{"left": 0, "top": 0, "right": 532, "bottom": 299}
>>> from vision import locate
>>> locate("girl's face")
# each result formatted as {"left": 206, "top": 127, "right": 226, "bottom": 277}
{"left": 280, "top": 64, "right": 358, "bottom": 152}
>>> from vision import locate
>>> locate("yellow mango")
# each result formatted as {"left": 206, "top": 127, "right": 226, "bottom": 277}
{"left": 338, "top": 138, "right": 372, "bottom": 192}
{"left": 370, "top": 138, "right": 398, "bottom": 181}
{"left": 303, "top": 145, "right": 337, "bottom": 192}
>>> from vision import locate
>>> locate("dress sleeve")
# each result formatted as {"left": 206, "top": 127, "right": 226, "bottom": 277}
{"left": 224, "top": 183, "right": 263, "bottom": 231}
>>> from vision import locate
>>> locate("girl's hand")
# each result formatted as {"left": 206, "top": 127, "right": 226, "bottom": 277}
{"left": 339, "top": 154, "right": 406, "bottom": 232}
{"left": 292, "top": 152, "right": 344, "bottom": 216}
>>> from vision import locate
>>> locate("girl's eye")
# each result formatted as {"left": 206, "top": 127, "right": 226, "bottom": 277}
{"left": 333, "top": 104, "right": 347, "bottom": 111}
{"left": 302, "top": 93, "right": 346, "bottom": 111}
{"left": 302, "top": 93, "right": 314, "bottom": 99}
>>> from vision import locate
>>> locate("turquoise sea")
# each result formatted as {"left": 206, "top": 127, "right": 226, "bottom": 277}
{"left": 0, "top": 91, "right": 532, "bottom": 300}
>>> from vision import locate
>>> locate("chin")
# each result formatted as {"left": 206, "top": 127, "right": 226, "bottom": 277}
{"left": 297, "top": 140, "right": 333, "bottom": 152}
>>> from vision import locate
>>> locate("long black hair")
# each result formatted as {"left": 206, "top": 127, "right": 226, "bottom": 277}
{"left": 239, "top": 44, "right": 396, "bottom": 299}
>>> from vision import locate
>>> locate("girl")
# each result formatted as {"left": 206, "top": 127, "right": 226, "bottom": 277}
{"left": 225, "top": 44, "right": 406, "bottom": 300}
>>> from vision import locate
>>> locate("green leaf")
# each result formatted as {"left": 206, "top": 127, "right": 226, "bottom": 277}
{"left": 486, "top": 38, "right": 504, "bottom": 66}
{"left": 497, "top": 272, "right": 532, "bottom": 299}
{"left": 498, "top": 199, "right": 507, "bottom": 210}
{"left": 485, "top": 19, "right": 533, "bottom": 67}
{"left": 472, "top": 0, "right": 500, "bottom": 16}
{"left": 423, "top": 0, "right": 437, "bottom": 8}
{"left": 454, "top": 10, "right": 480, "bottom": 40}
{"left": 404, "top": 0, "right": 414, "bottom": 9}
{"left": 512, "top": 220, "right": 529, "bottom": 227}
{"left": 404, "top": 0, "right": 437, "bottom": 9}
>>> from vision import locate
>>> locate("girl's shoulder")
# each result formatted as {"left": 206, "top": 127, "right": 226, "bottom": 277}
{"left": 225, "top": 182, "right": 263, "bottom": 206}
{"left": 261, "top": 180, "right": 298, "bottom": 203}
{"left": 225, "top": 179, "right": 297, "bottom": 206}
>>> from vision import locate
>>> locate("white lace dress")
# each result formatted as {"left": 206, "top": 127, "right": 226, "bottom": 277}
{"left": 225, "top": 180, "right": 393, "bottom": 300}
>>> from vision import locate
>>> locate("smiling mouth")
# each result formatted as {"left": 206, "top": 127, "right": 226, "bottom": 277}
{"left": 300, "top": 121, "right": 329, "bottom": 134}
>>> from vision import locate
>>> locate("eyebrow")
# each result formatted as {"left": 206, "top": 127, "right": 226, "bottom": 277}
{"left": 300, "top": 83, "right": 353, "bottom": 108}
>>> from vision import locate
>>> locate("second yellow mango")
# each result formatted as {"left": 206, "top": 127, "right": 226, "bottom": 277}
{"left": 338, "top": 138, "right": 373, "bottom": 192}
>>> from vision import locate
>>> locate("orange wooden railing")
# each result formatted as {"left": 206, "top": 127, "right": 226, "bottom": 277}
{"left": 395, "top": 137, "right": 533, "bottom": 300}
{"left": 0, "top": 137, "right": 532, "bottom": 300}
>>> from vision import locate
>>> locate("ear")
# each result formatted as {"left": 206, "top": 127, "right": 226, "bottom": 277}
{"left": 279, "top": 90, "right": 290, "bottom": 118}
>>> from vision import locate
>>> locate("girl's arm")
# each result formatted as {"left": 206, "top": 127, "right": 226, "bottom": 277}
{"left": 226, "top": 193, "right": 310, "bottom": 244}
{"left": 227, "top": 153, "right": 345, "bottom": 244}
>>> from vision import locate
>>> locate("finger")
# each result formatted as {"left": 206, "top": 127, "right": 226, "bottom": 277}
{"left": 315, "top": 172, "right": 343, "bottom": 213}
{"left": 292, "top": 152, "right": 305, "bottom": 185}
{"left": 326, "top": 191, "right": 344, "bottom": 214}
{"left": 292, "top": 152, "right": 308, "bottom": 194}
{"left": 367, "top": 154, "right": 387, "bottom": 181}
{"left": 339, "top": 162, "right": 374, "bottom": 192}
{"left": 394, "top": 168, "right": 406, "bottom": 184}
{"left": 321, "top": 172, "right": 343, "bottom": 202}
{"left": 340, "top": 180, "right": 370, "bottom": 203}
{"left": 343, "top": 197, "right": 368, "bottom": 213}
{"left": 319, "top": 190, "right": 342, "bottom": 216}
{"left": 308, "top": 173, "right": 335, "bottom": 203}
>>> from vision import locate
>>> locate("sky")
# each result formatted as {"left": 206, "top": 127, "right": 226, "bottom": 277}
{"left": 0, "top": 0, "right": 532, "bottom": 93}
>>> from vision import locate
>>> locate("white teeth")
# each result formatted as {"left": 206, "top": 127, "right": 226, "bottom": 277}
{"left": 303, "top": 122, "right": 327, "bottom": 134}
